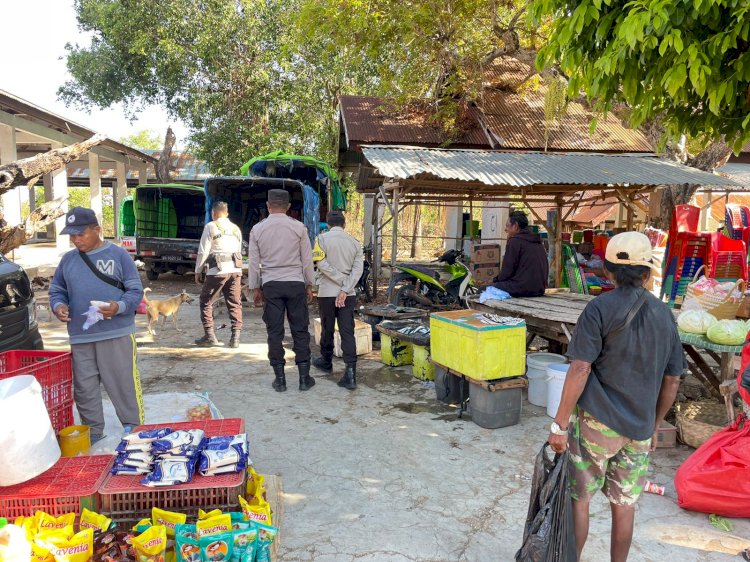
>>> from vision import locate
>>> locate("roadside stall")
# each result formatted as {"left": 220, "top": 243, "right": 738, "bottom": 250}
{"left": 0, "top": 351, "right": 283, "bottom": 562}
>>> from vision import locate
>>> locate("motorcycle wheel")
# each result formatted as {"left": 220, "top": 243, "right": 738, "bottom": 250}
{"left": 390, "top": 284, "right": 420, "bottom": 307}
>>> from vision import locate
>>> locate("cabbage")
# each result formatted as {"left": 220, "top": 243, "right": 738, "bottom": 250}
{"left": 677, "top": 310, "right": 717, "bottom": 334}
{"left": 706, "top": 320, "right": 748, "bottom": 346}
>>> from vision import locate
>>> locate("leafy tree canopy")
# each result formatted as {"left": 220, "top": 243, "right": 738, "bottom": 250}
{"left": 530, "top": 0, "right": 750, "bottom": 151}
{"left": 119, "top": 130, "right": 162, "bottom": 151}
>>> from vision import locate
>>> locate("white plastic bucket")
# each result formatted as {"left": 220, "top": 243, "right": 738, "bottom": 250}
{"left": 546, "top": 363, "right": 570, "bottom": 418}
{"left": 526, "top": 353, "right": 566, "bottom": 407}
{"left": 0, "top": 375, "right": 61, "bottom": 486}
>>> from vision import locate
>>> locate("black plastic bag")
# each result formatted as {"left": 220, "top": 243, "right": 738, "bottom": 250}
{"left": 515, "top": 443, "right": 577, "bottom": 562}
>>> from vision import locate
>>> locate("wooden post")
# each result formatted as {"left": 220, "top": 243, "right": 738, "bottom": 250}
{"left": 391, "top": 187, "right": 399, "bottom": 266}
{"left": 700, "top": 189, "right": 711, "bottom": 231}
{"left": 626, "top": 194, "right": 634, "bottom": 230}
{"left": 554, "top": 196, "right": 563, "bottom": 288}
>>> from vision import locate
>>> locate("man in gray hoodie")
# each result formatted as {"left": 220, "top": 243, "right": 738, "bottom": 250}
{"left": 49, "top": 207, "right": 144, "bottom": 442}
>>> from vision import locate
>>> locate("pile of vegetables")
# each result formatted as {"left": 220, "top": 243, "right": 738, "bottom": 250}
{"left": 677, "top": 310, "right": 749, "bottom": 345}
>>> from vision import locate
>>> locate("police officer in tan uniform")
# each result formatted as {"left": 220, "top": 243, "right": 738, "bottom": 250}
{"left": 312, "top": 211, "right": 364, "bottom": 389}
{"left": 248, "top": 189, "right": 316, "bottom": 392}
{"left": 195, "top": 201, "right": 243, "bottom": 347}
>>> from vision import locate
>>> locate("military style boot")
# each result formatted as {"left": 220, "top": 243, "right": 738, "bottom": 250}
{"left": 272, "top": 364, "right": 287, "bottom": 392}
{"left": 195, "top": 329, "right": 220, "bottom": 347}
{"left": 229, "top": 330, "right": 241, "bottom": 348}
{"left": 337, "top": 364, "right": 357, "bottom": 390}
{"left": 312, "top": 355, "right": 333, "bottom": 373}
{"left": 298, "top": 361, "right": 316, "bottom": 391}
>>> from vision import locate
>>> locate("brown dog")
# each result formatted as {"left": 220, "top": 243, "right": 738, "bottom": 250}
{"left": 143, "top": 288, "right": 194, "bottom": 335}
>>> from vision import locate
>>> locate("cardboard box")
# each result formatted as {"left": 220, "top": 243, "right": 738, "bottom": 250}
{"left": 655, "top": 420, "right": 677, "bottom": 448}
{"left": 314, "top": 318, "right": 373, "bottom": 357}
{"left": 470, "top": 243, "right": 501, "bottom": 266}
{"left": 470, "top": 264, "right": 499, "bottom": 286}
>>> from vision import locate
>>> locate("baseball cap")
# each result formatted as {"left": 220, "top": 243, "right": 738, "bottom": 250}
{"left": 267, "top": 189, "right": 290, "bottom": 204}
{"left": 61, "top": 207, "right": 99, "bottom": 235}
{"left": 605, "top": 232, "right": 658, "bottom": 271}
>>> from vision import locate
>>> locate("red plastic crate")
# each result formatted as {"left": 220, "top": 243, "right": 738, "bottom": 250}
{"left": 0, "top": 350, "right": 73, "bottom": 434}
{"left": 0, "top": 455, "right": 113, "bottom": 520}
{"left": 99, "top": 418, "right": 246, "bottom": 525}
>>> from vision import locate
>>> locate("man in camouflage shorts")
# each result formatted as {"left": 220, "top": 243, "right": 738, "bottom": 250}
{"left": 548, "top": 233, "right": 685, "bottom": 562}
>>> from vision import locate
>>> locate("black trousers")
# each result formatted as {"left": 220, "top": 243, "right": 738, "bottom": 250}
{"left": 318, "top": 296, "right": 357, "bottom": 365}
{"left": 200, "top": 273, "right": 243, "bottom": 331}
{"left": 261, "top": 281, "right": 310, "bottom": 366}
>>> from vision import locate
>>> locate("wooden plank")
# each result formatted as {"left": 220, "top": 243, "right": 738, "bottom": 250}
{"left": 473, "top": 301, "right": 582, "bottom": 324}
{"left": 683, "top": 344, "right": 722, "bottom": 394}
{"left": 432, "top": 359, "right": 527, "bottom": 391}
{"left": 265, "top": 474, "right": 284, "bottom": 562}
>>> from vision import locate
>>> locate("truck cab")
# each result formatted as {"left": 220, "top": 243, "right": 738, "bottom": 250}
{"left": 0, "top": 254, "right": 43, "bottom": 352}
{"left": 133, "top": 183, "right": 206, "bottom": 281}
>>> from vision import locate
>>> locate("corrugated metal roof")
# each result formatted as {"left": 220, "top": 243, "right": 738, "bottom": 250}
{"left": 526, "top": 193, "right": 620, "bottom": 225}
{"left": 360, "top": 146, "right": 740, "bottom": 188}
{"left": 339, "top": 96, "right": 490, "bottom": 148}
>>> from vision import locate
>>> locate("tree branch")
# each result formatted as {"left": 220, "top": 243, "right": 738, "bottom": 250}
{"left": 0, "top": 198, "right": 66, "bottom": 255}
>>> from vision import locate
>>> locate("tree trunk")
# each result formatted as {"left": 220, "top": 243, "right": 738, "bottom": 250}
{"left": 156, "top": 127, "right": 176, "bottom": 184}
{"left": 651, "top": 139, "right": 732, "bottom": 230}
{"left": 410, "top": 205, "right": 421, "bottom": 258}
{"left": 0, "top": 198, "right": 66, "bottom": 254}
{"left": 0, "top": 134, "right": 105, "bottom": 193}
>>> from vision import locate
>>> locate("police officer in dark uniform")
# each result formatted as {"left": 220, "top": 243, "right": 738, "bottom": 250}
{"left": 247, "top": 189, "right": 316, "bottom": 392}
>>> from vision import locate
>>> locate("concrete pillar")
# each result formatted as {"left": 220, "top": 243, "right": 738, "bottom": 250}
{"left": 52, "top": 167, "right": 69, "bottom": 253}
{"left": 444, "top": 201, "right": 463, "bottom": 251}
{"left": 43, "top": 173, "right": 53, "bottom": 239}
{"left": 114, "top": 161, "right": 127, "bottom": 240}
{"left": 481, "top": 202, "right": 510, "bottom": 254}
{"left": 0, "top": 123, "right": 21, "bottom": 226}
{"left": 135, "top": 163, "right": 148, "bottom": 186}
{"left": 363, "top": 194, "right": 375, "bottom": 245}
{"left": 89, "top": 152, "right": 103, "bottom": 227}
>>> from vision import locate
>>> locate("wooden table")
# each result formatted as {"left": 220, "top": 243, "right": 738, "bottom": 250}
{"left": 466, "top": 292, "right": 595, "bottom": 347}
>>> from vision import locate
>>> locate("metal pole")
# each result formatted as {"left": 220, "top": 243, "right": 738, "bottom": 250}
{"left": 555, "top": 196, "right": 563, "bottom": 288}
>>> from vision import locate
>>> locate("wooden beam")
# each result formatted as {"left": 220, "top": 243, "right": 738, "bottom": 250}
{"left": 391, "top": 187, "right": 400, "bottom": 265}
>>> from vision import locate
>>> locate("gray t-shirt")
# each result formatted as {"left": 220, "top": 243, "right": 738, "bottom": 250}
{"left": 567, "top": 287, "right": 686, "bottom": 441}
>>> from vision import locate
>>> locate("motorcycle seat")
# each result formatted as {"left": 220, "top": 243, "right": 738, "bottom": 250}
{"left": 396, "top": 263, "right": 440, "bottom": 279}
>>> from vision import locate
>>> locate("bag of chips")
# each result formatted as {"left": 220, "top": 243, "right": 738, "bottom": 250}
{"left": 198, "top": 509, "right": 224, "bottom": 521}
{"left": 196, "top": 514, "right": 232, "bottom": 538}
{"left": 31, "top": 541, "right": 54, "bottom": 562}
{"left": 141, "top": 459, "right": 195, "bottom": 487}
{"left": 174, "top": 524, "right": 200, "bottom": 562}
{"left": 36, "top": 512, "right": 76, "bottom": 532}
{"left": 253, "top": 524, "right": 277, "bottom": 562}
{"left": 132, "top": 525, "right": 167, "bottom": 562}
{"left": 48, "top": 528, "right": 94, "bottom": 562}
{"left": 238, "top": 496, "right": 272, "bottom": 526}
{"left": 245, "top": 468, "right": 265, "bottom": 500}
{"left": 199, "top": 532, "right": 233, "bottom": 562}
{"left": 132, "top": 519, "right": 152, "bottom": 533}
{"left": 93, "top": 530, "right": 136, "bottom": 562}
{"left": 230, "top": 521, "right": 257, "bottom": 562}
{"left": 151, "top": 430, "right": 205, "bottom": 455}
{"left": 151, "top": 508, "right": 186, "bottom": 538}
{"left": 122, "top": 428, "right": 173, "bottom": 444}
{"left": 79, "top": 508, "right": 113, "bottom": 533}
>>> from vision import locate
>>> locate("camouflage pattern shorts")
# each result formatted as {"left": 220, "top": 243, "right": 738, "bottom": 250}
{"left": 568, "top": 407, "right": 651, "bottom": 506}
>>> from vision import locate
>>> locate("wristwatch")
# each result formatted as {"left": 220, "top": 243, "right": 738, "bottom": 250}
{"left": 550, "top": 421, "right": 569, "bottom": 436}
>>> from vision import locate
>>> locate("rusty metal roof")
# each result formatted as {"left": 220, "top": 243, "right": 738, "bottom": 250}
{"left": 360, "top": 146, "right": 740, "bottom": 188}
{"left": 525, "top": 193, "right": 620, "bottom": 225}
{"left": 339, "top": 96, "right": 491, "bottom": 149}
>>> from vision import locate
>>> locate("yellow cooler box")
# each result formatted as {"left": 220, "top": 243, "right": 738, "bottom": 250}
{"left": 430, "top": 310, "right": 526, "bottom": 380}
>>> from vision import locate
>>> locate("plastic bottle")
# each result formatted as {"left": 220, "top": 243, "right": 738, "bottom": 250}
{"left": 0, "top": 518, "right": 32, "bottom": 562}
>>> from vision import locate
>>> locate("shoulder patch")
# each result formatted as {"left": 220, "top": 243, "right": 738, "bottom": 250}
{"left": 312, "top": 239, "right": 326, "bottom": 263}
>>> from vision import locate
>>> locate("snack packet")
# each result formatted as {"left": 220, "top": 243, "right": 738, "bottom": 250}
{"left": 196, "top": 514, "right": 232, "bottom": 538}
{"left": 152, "top": 508, "right": 187, "bottom": 538}
{"left": 122, "top": 427, "right": 173, "bottom": 444}
{"left": 132, "top": 519, "right": 152, "bottom": 533}
{"left": 115, "top": 440, "right": 152, "bottom": 454}
{"left": 230, "top": 521, "right": 257, "bottom": 562}
{"left": 253, "top": 524, "right": 277, "bottom": 562}
{"left": 31, "top": 541, "right": 54, "bottom": 562}
{"left": 48, "top": 528, "right": 94, "bottom": 562}
{"left": 198, "top": 509, "right": 224, "bottom": 520}
{"left": 174, "top": 524, "right": 200, "bottom": 562}
{"left": 132, "top": 525, "right": 167, "bottom": 562}
{"left": 93, "top": 530, "right": 136, "bottom": 562}
{"left": 238, "top": 496, "right": 272, "bottom": 526}
{"left": 79, "top": 508, "right": 112, "bottom": 533}
{"left": 15, "top": 515, "right": 39, "bottom": 541}
{"left": 36, "top": 512, "right": 76, "bottom": 531}
{"left": 245, "top": 468, "right": 265, "bottom": 500}
{"left": 151, "top": 430, "right": 205, "bottom": 455}
{"left": 36, "top": 526, "right": 74, "bottom": 544}
{"left": 141, "top": 459, "right": 195, "bottom": 486}
{"left": 199, "top": 532, "right": 233, "bottom": 562}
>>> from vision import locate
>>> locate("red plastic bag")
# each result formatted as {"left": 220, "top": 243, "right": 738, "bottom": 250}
{"left": 675, "top": 414, "right": 750, "bottom": 518}
{"left": 737, "top": 333, "right": 750, "bottom": 407}
{"left": 135, "top": 298, "right": 148, "bottom": 315}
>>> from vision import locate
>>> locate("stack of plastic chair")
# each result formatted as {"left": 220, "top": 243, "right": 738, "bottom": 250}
{"left": 561, "top": 244, "right": 588, "bottom": 295}
{"left": 710, "top": 232, "right": 748, "bottom": 282}
{"left": 725, "top": 204, "right": 750, "bottom": 248}
{"left": 592, "top": 234, "right": 609, "bottom": 260}
{"left": 662, "top": 205, "right": 709, "bottom": 306}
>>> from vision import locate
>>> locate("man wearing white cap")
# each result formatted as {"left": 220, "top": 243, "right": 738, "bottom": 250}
{"left": 547, "top": 232, "right": 685, "bottom": 562}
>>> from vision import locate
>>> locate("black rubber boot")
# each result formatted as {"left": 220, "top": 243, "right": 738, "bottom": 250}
{"left": 272, "top": 364, "right": 287, "bottom": 392}
{"left": 337, "top": 364, "right": 357, "bottom": 390}
{"left": 195, "top": 329, "right": 220, "bottom": 347}
{"left": 298, "top": 361, "right": 316, "bottom": 391}
{"left": 229, "top": 330, "right": 241, "bottom": 348}
{"left": 312, "top": 355, "right": 333, "bottom": 372}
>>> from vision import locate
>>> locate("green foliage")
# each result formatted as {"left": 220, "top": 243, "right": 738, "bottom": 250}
{"left": 530, "top": 0, "right": 750, "bottom": 151}
{"left": 119, "top": 130, "right": 162, "bottom": 151}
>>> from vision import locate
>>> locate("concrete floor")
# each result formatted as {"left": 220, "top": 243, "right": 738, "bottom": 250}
{"left": 32, "top": 274, "right": 749, "bottom": 562}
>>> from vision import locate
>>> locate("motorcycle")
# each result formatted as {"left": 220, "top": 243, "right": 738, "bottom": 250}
{"left": 387, "top": 249, "right": 477, "bottom": 309}
{"left": 355, "top": 244, "right": 374, "bottom": 302}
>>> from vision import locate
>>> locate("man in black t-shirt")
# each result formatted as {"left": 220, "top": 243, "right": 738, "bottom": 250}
{"left": 547, "top": 232, "right": 685, "bottom": 562}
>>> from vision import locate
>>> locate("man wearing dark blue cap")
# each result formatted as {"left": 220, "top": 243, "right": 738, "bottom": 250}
{"left": 49, "top": 206, "right": 145, "bottom": 442}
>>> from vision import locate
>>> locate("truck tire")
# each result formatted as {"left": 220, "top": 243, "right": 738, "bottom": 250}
{"left": 146, "top": 269, "right": 159, "bottom": 281}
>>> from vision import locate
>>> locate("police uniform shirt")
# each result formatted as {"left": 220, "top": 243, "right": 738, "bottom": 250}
{"left": 247, "top": 213, "right": 315, "bottom": 289}
{"left": 195, "top": 217, "right": 242, "bottom": 276}
{"left": 313, "top": 227, "right": 364, "bottom": 298}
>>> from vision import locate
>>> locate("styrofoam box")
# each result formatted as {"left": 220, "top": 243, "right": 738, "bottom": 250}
{"left": 314, "top": 318, "right": 373, "bottom": 357}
